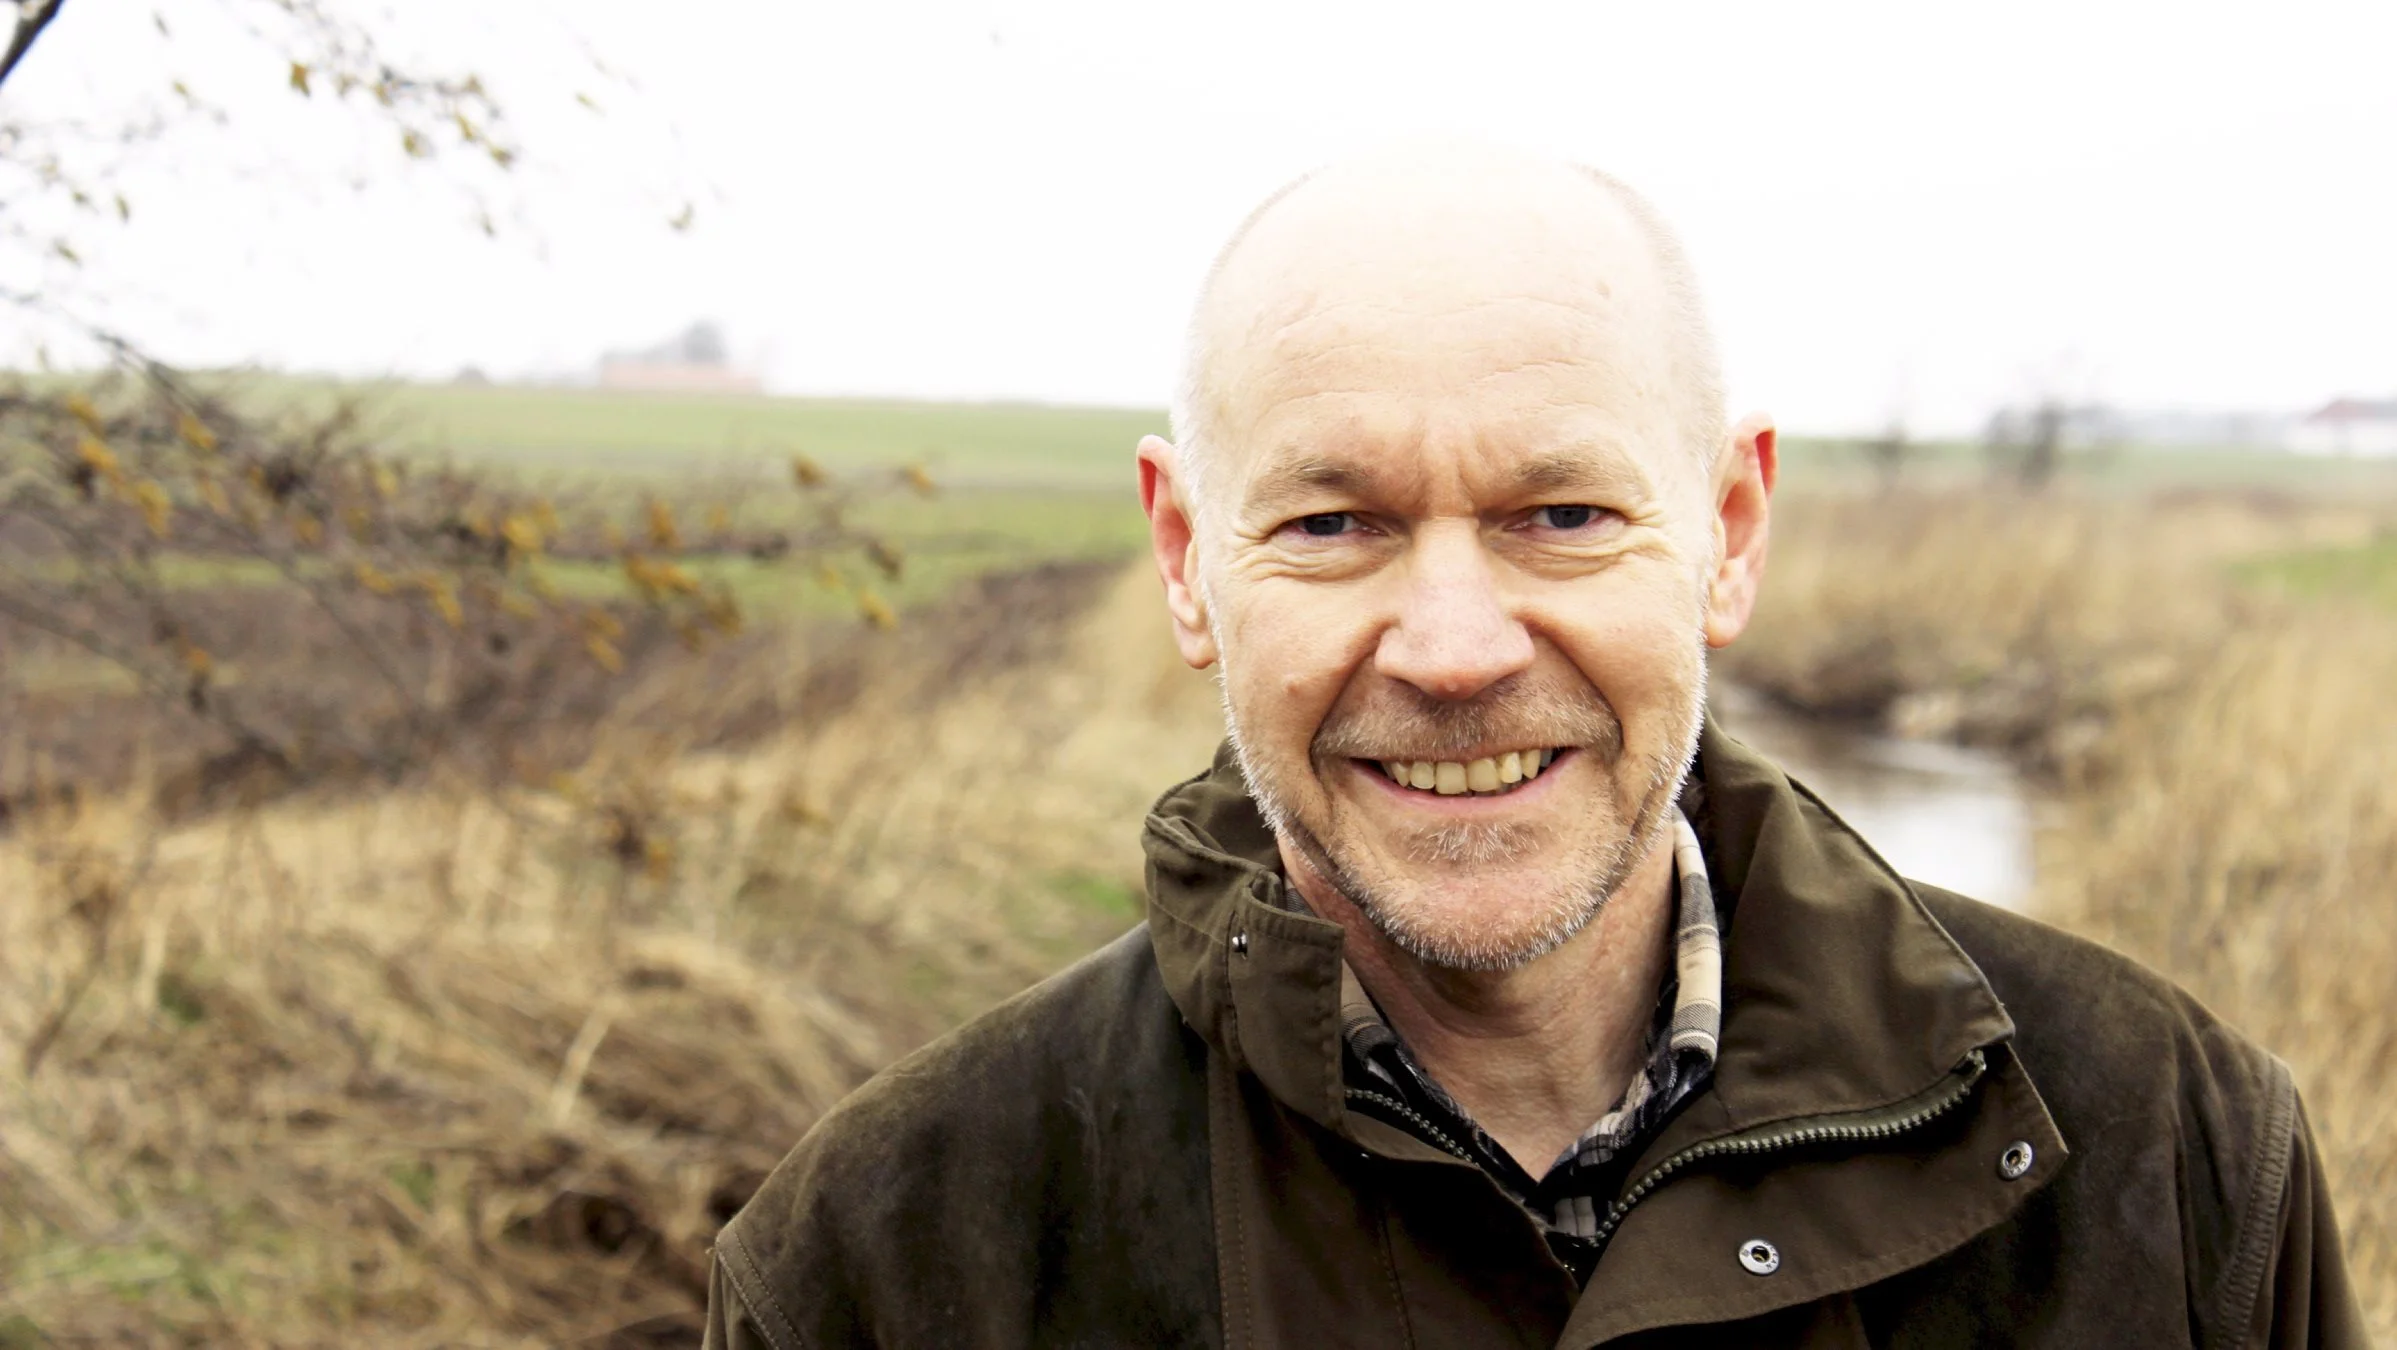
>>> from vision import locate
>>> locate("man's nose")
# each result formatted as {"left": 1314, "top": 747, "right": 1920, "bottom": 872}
{"left": 1375, "top": 523, "right": 1536, "bottom": 701}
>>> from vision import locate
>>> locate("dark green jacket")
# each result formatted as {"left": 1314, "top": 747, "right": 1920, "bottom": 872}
{"left": 707, "top": 718, "right": 2364, "bottom": 1347}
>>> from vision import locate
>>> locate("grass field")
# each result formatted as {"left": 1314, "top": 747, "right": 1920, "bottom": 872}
{"left": 35, "top": 487, "right": 1153, "bottom": 619}
{"left": 219, "top": 375, "right": 1170, "bottom": 490}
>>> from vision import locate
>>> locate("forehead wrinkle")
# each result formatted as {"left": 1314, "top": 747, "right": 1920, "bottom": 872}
{"left": 1215, "top": 293, "right": 1654, "bottom": 441}
{"left": 1232, "top": 290, "right": 1623, "bottom": 373}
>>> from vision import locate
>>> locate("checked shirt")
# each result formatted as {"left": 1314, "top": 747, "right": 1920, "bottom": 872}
{"left": 1332, "top": 812, "right": 1723, "bottom": 1268}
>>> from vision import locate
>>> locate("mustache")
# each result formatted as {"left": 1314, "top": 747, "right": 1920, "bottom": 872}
{"left": 1310, "top": 673, "right": 1626, "bottom": 764}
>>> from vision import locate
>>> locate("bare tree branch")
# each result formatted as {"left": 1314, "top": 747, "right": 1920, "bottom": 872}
{"left": 0, "top": 0, "right": 67, "bottom": 94}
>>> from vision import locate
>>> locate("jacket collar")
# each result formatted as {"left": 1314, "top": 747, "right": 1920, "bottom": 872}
{"left": 1139, "top": 710, "right": 2021, "bottom": 1144}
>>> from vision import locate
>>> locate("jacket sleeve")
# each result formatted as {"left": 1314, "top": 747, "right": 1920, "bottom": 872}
{"left": 703, "top": 1244, "right": 798, "bottom": 1350}
{"left": 2243, "top": 1090, "right": 2367, "bottom": 1349}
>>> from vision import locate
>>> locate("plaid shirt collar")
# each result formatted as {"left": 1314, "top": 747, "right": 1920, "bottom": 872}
{"left": 1331, "top": 811, "right": 1723, "bottom": 1244}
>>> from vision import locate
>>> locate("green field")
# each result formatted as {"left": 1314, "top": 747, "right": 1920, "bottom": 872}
{"left": 2238, "top": 534, "right": 2397, "bottom": 607}
{"left": 227, "top": 375, "right": 1168, "bottom": 491}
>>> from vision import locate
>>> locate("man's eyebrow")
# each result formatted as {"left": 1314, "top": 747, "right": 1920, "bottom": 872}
{"left": 1505, "top": 448, "right": 1657, "bottom": 500}
{"left": 1239, "top": 445, "right": 1658, "bottom": 518}
{"left": 1242, "top": 455, "right": 1376, "bottom": 516}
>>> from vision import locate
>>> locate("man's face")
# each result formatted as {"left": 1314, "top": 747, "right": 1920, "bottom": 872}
{"left": 1194, "top": 279, "right": 1720, "bottom": 972}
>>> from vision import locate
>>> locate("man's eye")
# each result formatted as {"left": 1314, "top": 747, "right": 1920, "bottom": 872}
{"left": 1535, "top": 505, "right": 1600, "bottom": 530}
{"left": 1296, "top": 512, "right": 1354, "bottom": 537}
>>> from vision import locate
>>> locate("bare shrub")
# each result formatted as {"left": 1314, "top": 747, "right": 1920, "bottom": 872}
{"left": 0, "top": 366, "right": 924, "bottom": 817}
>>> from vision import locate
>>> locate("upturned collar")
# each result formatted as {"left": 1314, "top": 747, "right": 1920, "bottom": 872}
{"left": 1139, "top": 710, "right": 2021, "bottom": 1145}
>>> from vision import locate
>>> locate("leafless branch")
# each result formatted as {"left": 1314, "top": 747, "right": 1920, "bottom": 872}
{"left": 0, "top": 0, "right": 67, "bottom": 95}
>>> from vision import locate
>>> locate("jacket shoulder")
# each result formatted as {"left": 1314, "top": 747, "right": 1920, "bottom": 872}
{"left": 1912, "top": 883, "right": 2282, "bottom": 1106}
{"left": 1911, "top": 884, "right": 2309, "bottom": 1343}
{"left": 712, "top": 923, "right": 1219, "bottom": 1350}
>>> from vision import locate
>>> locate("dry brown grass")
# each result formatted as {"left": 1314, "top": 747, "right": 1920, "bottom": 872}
{"left": 1730, "top": 487, "right": 2397, "bottom": 1338}
{"left": 0, "top": 563, "right": 1220, "bottom": 1346}
{"left": 5, "top": 482, "right": 2393, "bottom": 1343}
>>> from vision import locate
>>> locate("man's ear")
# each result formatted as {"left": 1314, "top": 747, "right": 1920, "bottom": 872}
{"left": 1138, "top": 435, "right": 1219, "bottom": 670}
{"left": 1704, "top": 414, "right": 1778, "bottom": 649}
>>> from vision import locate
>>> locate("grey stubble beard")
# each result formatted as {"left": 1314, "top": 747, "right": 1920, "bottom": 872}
{"left": 1221, "top": 635, "right": 1711, "bottom": 974}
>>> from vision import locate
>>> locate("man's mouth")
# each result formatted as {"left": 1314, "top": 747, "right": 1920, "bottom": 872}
{"left": 1365, "top": 748, "right": 1563, "bottom": 797}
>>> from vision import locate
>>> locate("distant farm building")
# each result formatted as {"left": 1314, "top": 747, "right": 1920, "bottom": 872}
{"left": 598, "top": 322, "right": 761, "bottom": 395}
{"left": 2286, "top": 398, "right": 2397, "bottom": 457}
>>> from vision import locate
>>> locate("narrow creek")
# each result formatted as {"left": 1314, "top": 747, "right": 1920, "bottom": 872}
{"left": 1714, "top": 684, "right": 2037, "bottom": 911}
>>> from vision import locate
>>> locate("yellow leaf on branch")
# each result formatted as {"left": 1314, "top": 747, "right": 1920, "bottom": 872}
{"left": 76, "top": 436, "right": 126, "bottom": 489}
{"left": 857, "top": 589, "right": 897, "bottom": 630}
{"left": 645, "top": 498, "right": 680, "bottom": 550}
{"left": 501, "top": 513, "right": 544, "bottom": 558}
{"left": 419, "top": 574, "right": 463, "bottom": 628}
{"left": 176, "top": 411, "right": 218, "bottom": 453}
{"left": 132, "top": 480, "right": 173, "bottom": 538}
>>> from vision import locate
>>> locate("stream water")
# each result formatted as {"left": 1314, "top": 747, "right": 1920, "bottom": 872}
{"left": 1713, "top": 684, "right": 2037, "bottom": 910}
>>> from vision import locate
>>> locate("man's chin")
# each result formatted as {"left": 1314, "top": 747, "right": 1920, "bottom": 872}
{"left": 1351, "top": 883, "right": 1603, "bottom": 973}
{"left": 1304, "top": 836, "right": 1611, "bottom": 971}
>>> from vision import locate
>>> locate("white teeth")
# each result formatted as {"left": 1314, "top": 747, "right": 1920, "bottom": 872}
{"left": 1376, "top": 751, "right": 1560, "bottom": 796}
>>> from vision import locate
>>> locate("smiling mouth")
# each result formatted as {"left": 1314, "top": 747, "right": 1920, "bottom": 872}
{"left": 1366, "top": 748, "right": 1563, "bottom": 797}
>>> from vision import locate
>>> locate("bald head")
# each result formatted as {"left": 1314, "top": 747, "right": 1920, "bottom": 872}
{"left": 1171, "top": 142, "right": 1725, "bottom": 528}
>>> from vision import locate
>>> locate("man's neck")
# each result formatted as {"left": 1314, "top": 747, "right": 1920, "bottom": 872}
{"left": 1287, "top": 836, "right": 1679, "bottom": 1177}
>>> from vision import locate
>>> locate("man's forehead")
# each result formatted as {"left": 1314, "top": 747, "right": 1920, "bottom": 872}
{"left": 1191, "top": 147, "right": 1686, "bottom": 485}
{"left": 1203, "top": 176, "right": 1658, "bottom": 357}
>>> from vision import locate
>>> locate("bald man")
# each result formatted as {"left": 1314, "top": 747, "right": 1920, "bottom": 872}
{"left": 706, "top": 145, "right": 2360, "bottom": 1349}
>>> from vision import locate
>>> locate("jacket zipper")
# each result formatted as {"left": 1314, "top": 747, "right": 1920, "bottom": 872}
{"left": 1587, "top": 1046, "right": 1990, "bottom": 1254}
{"left": 1344, "top": 1087, "right": 1477, "bottom": 1164}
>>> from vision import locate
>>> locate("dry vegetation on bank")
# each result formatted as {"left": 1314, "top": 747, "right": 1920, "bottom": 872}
{"left": 1, "top": 561, "right": 1222, "bottom": 1346}
{"left": 5, "top": 475, "right": 2396, "bottom": 1344}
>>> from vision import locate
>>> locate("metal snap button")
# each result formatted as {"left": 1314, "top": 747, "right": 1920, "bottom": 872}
{"left": 1230, "top": 931, "right": 1249, "bottom": 956}
{"left": 1998, "top": 1140, "right": 2035, "bottom": 1180}
{"left": 1737, "top": 1238, "right": 1780, "bottom": 1276}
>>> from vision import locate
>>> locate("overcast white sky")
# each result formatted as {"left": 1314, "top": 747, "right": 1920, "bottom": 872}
{"left": 9, "top": 1, "right": 2395, "bottom": 434}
